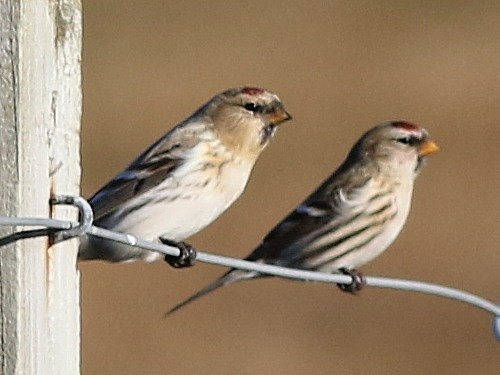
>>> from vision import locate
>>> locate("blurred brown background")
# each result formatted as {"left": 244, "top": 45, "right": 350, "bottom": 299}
{"left": 80, "top": 1, "right": 500, "bottom": 374}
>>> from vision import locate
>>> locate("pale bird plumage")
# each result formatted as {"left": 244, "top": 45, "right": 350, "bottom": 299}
{"left": 79, "top": 86, "right": 291, "bottom": 263}
{"left": 167, "top": 120, "right": 439, "bottom": 315}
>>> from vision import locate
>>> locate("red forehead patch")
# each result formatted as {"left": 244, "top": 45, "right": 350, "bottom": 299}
{"left": 391, "top": 121, "right": 420, "bottom": 132}
{"left": 242, "top": 87, "right": 264, "bottom": 96}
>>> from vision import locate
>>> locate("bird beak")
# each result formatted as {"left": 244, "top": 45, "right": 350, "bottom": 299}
{"left": 418, "top": 139, "right": 440, "bottom": 156}
{"left": 269, "top": 108, "right": 292, "bottom": 126}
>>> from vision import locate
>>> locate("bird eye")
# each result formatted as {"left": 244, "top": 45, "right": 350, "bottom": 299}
{"left": 244, "top": 103, "right": 263, "bottom": 113}
{"left": 396, "top": 136, "right": 419, "bottom": 146}
{"left": 397, "top": 137, "right": 410, "bottom": 144}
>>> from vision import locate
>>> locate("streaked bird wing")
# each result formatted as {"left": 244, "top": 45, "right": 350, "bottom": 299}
{"left": 89, "top": 159, "right": 181, "bottom": 222}
{"left": 247, "top": 169, "right": 371, "bottom": 263}
{"left": 89, "top": 123, "right": 203, "bottom": 221}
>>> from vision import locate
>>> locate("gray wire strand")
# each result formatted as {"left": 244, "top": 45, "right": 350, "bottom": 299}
{"left": 0, "top": 195, "right": 498, "bottom": 339}
{"left": 51, "top": 195, "right": 94, "bottom": 241}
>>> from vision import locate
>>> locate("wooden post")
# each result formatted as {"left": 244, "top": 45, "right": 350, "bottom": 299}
{"left": 0, "top": 1, "right": 82, "bottom": 374}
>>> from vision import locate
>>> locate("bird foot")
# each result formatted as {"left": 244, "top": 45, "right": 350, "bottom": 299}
{"left": 160, "top": 238, "right": 197, "bottom": 268}
{"left": 337, "top": 268, "right": 365, "bottom": 294}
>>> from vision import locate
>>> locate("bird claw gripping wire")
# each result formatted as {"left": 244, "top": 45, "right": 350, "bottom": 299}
{"left": 50, "top": 195, "right": 94, "bottom": 243}
{"left": 337, "top": 268, "right": 366, "bottom": 294}
{"left": 160, "top": 237, "right": 197, "bottom": 268}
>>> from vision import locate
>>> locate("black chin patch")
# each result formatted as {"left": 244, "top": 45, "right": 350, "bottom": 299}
{"left": 416, "top": 156, "right": 427, "bottom": 172}
{"left": 261, "top": 124, "right": 276, "bottom": 144}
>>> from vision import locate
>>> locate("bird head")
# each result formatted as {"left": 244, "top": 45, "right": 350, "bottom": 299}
{"left": 353, "top": 121, "right": 439, "bottom": 181}
{"left": 208, "top": 86, "right": 292, "bottom": 159}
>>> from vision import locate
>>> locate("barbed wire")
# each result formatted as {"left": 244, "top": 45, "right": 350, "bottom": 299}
{"left": 0, "top": 194, "right": 499, "bottom": 339}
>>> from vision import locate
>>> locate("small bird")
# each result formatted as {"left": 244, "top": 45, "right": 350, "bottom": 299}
{"left": 167, "top": 120, "right": 439, "bottom": 314}
{"left": 79, "top": 86, "right": 292, "bottom": 266}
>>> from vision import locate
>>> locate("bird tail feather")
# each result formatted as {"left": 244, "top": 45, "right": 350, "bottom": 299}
{"left": 166, "top": 269, "right": 259, "bottom": 316}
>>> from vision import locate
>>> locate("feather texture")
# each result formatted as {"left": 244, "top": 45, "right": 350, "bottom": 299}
{"left": 167, "top": 120, "right": 439, "bottom": 314}
{"left": 79, "top": 87, "right": 291, "bottom": 262}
